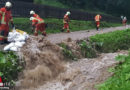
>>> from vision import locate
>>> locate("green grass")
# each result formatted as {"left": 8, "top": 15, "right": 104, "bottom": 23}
{"left": 13, "top": 17, "right": 121, "bottom": 34}
{"left": 34, "top": 0, "right": 67, "bottom": 8}
{"left": 90, "top": 29, "right": 130, "bottom": 53}
{"left": 97, "top": 53, "right": 130, "bottom": 90}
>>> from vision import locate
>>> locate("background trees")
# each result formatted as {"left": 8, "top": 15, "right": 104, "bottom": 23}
{"left": 34, "top": 0, "right": 130, "bottom": 19}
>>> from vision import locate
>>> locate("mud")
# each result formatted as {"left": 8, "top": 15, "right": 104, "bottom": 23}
{"left": 17, "top": 36, "right": 66, "bottom": 89}
{"left": 33, "top": 51, "right": 128, "bottom": 90}
{"left": 13, "top": 25, "right": 130, "bottom": 90}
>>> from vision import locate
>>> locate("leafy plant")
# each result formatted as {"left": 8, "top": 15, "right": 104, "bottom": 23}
{"left": 79, "top": 40, "right": 97, "bottom": 58}
{"left": 90, "top": 29, "right": 130, "bottom": 53}
{"left": 60, "top": 43, "right": 77, "bottom": 61}
{"left": 0, "top": 51, "right": 24, "bottom": 85}
{"left": 97, "top": 53, "right": 130, "bottom": 90}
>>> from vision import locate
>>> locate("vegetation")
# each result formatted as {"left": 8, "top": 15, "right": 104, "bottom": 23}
{"left": 34, "top": 0, "right": 130, "bottom": 19}
{"left": 34, "top": 0, "right": 67, "bottom": 8}
{"left": 90, "top": 29, "right": 130, "bottom": 53}
{"left": 79, "top": 40, "right": 97, "bottom": 58}
{"left": 60, "top": 43, "right": 77, "bottom": 61}
{"left": 0, "top": 51, "right": 23, "bottom": 85}
{"left": 13, "top": 18, "right": 121, "bottom": 34}
{"left": 97, "top": 53, "right": 130, "bottom": 90}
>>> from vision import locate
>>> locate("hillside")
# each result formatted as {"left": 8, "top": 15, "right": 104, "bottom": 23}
{"left": 34, "top": 0, "right": 130, "bottom": 19}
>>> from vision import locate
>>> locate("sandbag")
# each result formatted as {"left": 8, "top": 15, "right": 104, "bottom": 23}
{"left": 15, "top": 41, "right": 25, "bottom": 48}
{"left": 10, "top": 46, "right": 19, "bottom": 52}
{"left": 4, "top": 29, "right": 29, "bottom": 51}
{"left": 4, "top": 42, "right": 15, "bottom": 51}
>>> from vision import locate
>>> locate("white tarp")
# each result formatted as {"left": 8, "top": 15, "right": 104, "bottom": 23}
{"left": 4, "top": 30, "right": 29, "bottom": 51}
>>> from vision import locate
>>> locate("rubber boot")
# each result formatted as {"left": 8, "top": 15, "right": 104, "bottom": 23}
{"left": 96, "top": 27, "right": 99, "bottom": 31}
{"left": 0, "top": 40, "right": 4, "bottom": 44}
{"left": 0, "top": 37, "right": 4, "bottom": 44}
{"left": 42, "top": 32, "right": 47, "bottom": 36}
{"left": 61, "top": 29, "right": 64, "bottom": 32}
{"left": 34, "top": 33, "right": 38, "bottom": 36}
{"left": 67, "top": 30, "right": 70, "bottom": 33}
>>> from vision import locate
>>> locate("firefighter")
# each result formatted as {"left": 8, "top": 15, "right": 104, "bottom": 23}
{"left": 95, "top": 14, "right": 102, "bottom": 31}
{"left": 30, "top": 17, "right": 46, "bottom": 36}
{"left": 0, "top": 2, "right": 15, "bottom": 44}
{"left": 122, "top": 16, "right": 127, "bottom": 26}
{"left": 30, "top": 10, "right": 40, "bottom": 18}
{"left": 61, "top": 11, "right": 71, "bottom": 33}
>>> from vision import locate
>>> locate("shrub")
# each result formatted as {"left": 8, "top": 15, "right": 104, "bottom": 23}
{"left": 60, "top": 43, "right": 77, "bottom": 61}
{"left": 79, "top": 40, "right": 97, "bottom": 58}
{"left": 0, "top": 51, "right": 24, "bottom": 84}
{"left": 90, "top": 29, "right": 130, "bottom": 53}
{"left": 97, "top": 52, "right": 130, "bottom": 90}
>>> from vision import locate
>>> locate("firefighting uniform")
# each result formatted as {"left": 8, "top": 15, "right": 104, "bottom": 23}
{"left": 0, "top": 77, "right": 3, "bottom": 86}
{"left": 63, "top": 14, "right": 70, "bottom": 32}
{"left": 95, "top": 15, "right": 102, "bottom": 30}
{"left": 122, "top": 18, "right": 127, "bottom": 26}
{"left": 33, "top": 14, "right": 40, "bottom": 18}
{"left": 0, "top": 7, "right": 13, "bottom": 42}
{"left": 31, "top": 17, "right": 46, "bottom": 36}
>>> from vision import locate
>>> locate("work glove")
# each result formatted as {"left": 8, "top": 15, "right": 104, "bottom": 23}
{"left": 11, "top": 22, "right": 15, "bottom": 31}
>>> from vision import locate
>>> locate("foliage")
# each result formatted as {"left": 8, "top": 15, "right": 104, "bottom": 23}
{"left": 0, "top": 51, "right": 23, "bottom": 84}
{"left": 79, "top": 40, "right": 97, "bottom": 58}
{"left": 34, "top": 0, "right": 67, "bottom": 8}
{"left": 60, "top": 43, "right": 77, "bottom": 61}
{"left": 90, "top": 29, "right": 130, "bottom": 53}
{"left": 34, "top": 0, "right": 130, "bottom": 19}
{"left": 13, "top": 18, "right": 121, "bottom": 34}
{"left": 97, "top": 53, "right": 130, "bottom": 90}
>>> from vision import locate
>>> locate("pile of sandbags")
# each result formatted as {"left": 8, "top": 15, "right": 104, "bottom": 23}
{"left": 4, "top": 29, "right": 29, "bottom": 51}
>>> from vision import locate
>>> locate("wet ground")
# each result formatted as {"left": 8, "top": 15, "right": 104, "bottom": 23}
{"left": 31, "top": 51, "right": 128, "bottom": 90}
{"left": 47, "top": 25, "right": 130, "bottom": 44}
{"left": 1, "top": 25, "right": 129, "bottom": 90}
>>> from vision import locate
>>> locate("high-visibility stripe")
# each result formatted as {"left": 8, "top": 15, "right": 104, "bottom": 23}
{"left": 0, "top": 35, "right": 6, "bottom": 38}
{"left": 33, "top": 17, "right": 44, "bottom": 24}
{"left": 0, "top": 11, "right": 2, "bottom": 14}
{"left": 1, "top": 12, "right": 6, "bottom": 24}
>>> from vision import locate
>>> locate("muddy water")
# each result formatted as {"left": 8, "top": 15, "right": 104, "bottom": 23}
{"left": 32, "top": 51, "right": 128, "bottom": 90}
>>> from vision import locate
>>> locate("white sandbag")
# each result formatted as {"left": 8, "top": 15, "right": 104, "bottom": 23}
{"left": 4, "top": 46, "right": 10, "bottom": 51}
{"left": 14, "top": 35, "right": 26, "bottom": 42}
{"left": 8, "top": 37, "right": 14, "bottom": 42}
{"left": 10, "top": 46, "right": 19, "bottom": 52}
{"left": 4, "top": 30, "right": 29, "bottom": 51}
{"left": 15, "top": 41, "right": 25, "bottom": 48}
{"left": 20, "top": 41, "right": 25, "bottom": 45}
{"left": 8, "top": 32, "right": 13, "bottom": 37}
{"left": 4, "top": 42, "right": 15, "bottom": 51}
{"left": 23, "top": 33, "right": 29, "bottom": 39}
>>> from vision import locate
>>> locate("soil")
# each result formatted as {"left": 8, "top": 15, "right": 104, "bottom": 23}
{"left": 34, "top": 51, "right": 128, "bottom": 90}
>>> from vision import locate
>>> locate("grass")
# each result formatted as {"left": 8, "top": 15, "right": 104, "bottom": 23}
{"left": 97, "top": 53, "right": 130, "bottom": 90}
{"left": 13, "top": 17, "right": 121, "bottom": 34}
{"left": 34, "top": 0, "right": 68, "bottom": 8}
{"left": 90, "top": 29, "right": 130, "bottom": 53}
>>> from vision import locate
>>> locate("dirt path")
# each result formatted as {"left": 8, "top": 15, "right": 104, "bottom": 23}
{"left": 47, "top": 25, "right": 130, "bottom": 44}
{"left": 35, "top": 51, "right": 128, "bottom": 90}
{"left": 0, "top": 25, "right": 129, "bottom": 51}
